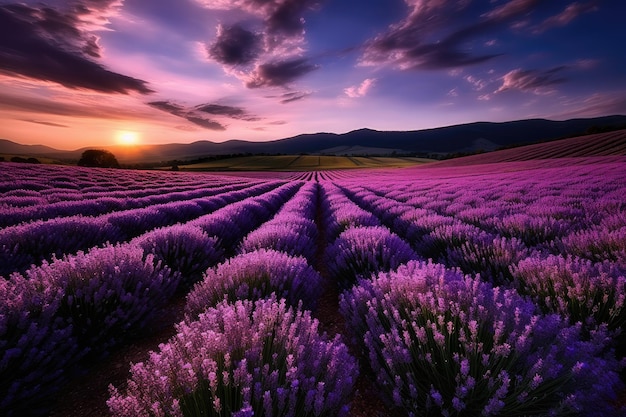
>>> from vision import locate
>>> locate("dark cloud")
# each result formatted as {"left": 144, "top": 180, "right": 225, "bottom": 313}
{"left": 360, "top": 0, "right": 563, "bottom": 70}
{"left": 185, "top": 116, "right": 226, "bottom": 131}
{"left": 246, "top": 58, "right": 318, "bottom": 88}
{"left": 265, "top": 0, "right": 315, "bottom": 39}
{"left": 208, "top": 24, "right": 262, "bottom": 66}
{"left": 0, "top": 3, "right": 152, "bottom": 94}
{"left": 278, "top": 91, "right": 311, "bottom": 103}
{"left": 201, "top": 0, "right": 321, "bottom": 89}
{"left": 148, "top": 101, "right": 186, "bottom": 116}
{"left": 195, "top": 103, "right": 261, "bottom": 121}
{"left": 149, "top": 100, "right": 260, "bottom": 130}
{"left": 496, "top": 66, "right": 568, "bottom": 94}
{"left": 20, "top": 119, "right": 69, "bottom": 128}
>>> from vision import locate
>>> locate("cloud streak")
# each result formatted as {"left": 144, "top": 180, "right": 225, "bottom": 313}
{"left": 245, "top": 58, "right": 319, "bottom": 88}
{"left": 0, "top": 2, "right": 153, "bottom": 94}
{"left": 20, "top": 119, "right": 69, "bottom": 128}
{"left": 533, "top": 1, "right": 598, "bottom": 33}
{"left": 148, "top": 100, "right": 262, "bottom": 131}
{"left": 495, "top": 67, "right": 568, "bottom": 95}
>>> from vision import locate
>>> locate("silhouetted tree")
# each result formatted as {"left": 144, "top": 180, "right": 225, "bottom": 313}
{"left": 10, "top": 156, "right": 39, "bottom": 163}
{"left": 78, "top": 149, "right": 120, "bottom": 168}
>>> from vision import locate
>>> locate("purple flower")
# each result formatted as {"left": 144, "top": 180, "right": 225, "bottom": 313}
{"left": 325, "top": 226, "right": 419, "bottom": 289}
{"left": 340, "top": 260, "right": 624, "bottom": 416}
{"left": 185, "top": 249, "right": 323, "bottom": 320}
{"left": 108, "top": 296, "right": 358, "bottom": 416}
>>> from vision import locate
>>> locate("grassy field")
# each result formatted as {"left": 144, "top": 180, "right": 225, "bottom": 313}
{"left": 174, "top": 155, "right": 433, "bottom": 171}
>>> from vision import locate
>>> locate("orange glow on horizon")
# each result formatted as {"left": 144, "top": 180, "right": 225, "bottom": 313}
{"left": 115, "top": 130, "right": 141, "bottom": 146}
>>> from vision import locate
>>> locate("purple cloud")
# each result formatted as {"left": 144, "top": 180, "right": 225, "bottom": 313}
{"left": 358, "top": 0, "right": 589, "bottom": 71}
{"left": 0, "top": 3, "right": 153, "bottom": 94}
{"left": 495, "top": 66, "right": 568, "bottom": 95}
{"left": 208, "top": 24, "right": 262, "bottom": 66}
{"left": 278, "top": 90, "right": 312, "bottom": 103}
{"left": 184, "top": 116, "right": 226, "bottom": 131}
{"left": 246, "top": 58, "right": 318, "bottom": 88}
{"left": 533, "top": 1, "right": 598, "bottom": 33}
{"left": 199, "top": 0, "right": 321, "bottom": 91}
{"left": 149, "top": 100, "right": 261, "bottom": 130}
{"left": 195, "top": 103, "right": 261, "bottom": 121}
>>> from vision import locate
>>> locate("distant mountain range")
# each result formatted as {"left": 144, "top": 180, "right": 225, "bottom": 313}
{"left": 2, "top": 115, "right": 626, "bottom": 164}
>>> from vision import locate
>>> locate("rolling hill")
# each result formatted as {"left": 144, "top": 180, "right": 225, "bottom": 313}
{"left": 427, "top": 128, "right": 626, "bottom": 167}
{"left": 2, "top": 115, "right": 625, "bottom": 164}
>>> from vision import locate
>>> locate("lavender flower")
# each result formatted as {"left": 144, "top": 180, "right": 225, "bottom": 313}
{"left": 325, "top": 226, "right": 419, "bottom": 289}
{"left": 340, "top": 260, "right": 624, "bottom": 416}
{"left": 0, "top": 215, "right": 123, "bottom": 276}
{"left": 134, "top": 225, "right": 224, "bottom": 290}
{"left": 512, "top": 254, "right": 626, "bottom": 335}
{"left": 24, "top": 244, "right": 179, "bottom": 359}
{"left": 185, "top": 249, "right": 323, "bottom": 320}
{"left": 108, "top": 296, "right": 358, "bottom": 417}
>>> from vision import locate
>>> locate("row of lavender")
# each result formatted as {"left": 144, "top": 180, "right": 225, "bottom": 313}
{"left": 1, "top": 174, "right": 305, "bottom": 415}
{"left": 0, "top": 163, "right": 259, "bottom": 227}
{"left": 317, "top": 162, "right": 626, "bottom": 415}
{"left": 108, "top": 182, "right": 360, "bottom": 416}
{"left": 0, "top": 176, "right": 287, "bottom": 276}
{"left": 2, "top": 160, "right": 625, "bottom": 415}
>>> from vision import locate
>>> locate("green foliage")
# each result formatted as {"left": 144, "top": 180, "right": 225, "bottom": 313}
{"left": 77, "top": 149, "right": 120, "bottom": 168}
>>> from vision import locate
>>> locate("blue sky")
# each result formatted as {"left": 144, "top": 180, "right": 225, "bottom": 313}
{"left": 1, "top": 0, "right": 625, "bottom": 149}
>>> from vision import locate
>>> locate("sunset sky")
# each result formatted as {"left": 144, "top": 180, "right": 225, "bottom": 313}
{"left": 1, "top": 0, "right": 625, "bottom": 150}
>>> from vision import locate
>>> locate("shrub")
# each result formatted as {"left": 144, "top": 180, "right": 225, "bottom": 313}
{"left": 0, "top": 274, "right": 80, "bottom": 416}
{"left": 238, "top": 222, "right": 317, "bottom": 261}
{"left": 26, "top": 244, "right": 179, "bottom": 359}
{"left": 324, "top": 226, "right": 418, "bottom": 289}
{"left": 108, "top": 296, "right": 358, "bottom": 417}
{"left": 0, "top": 216, "right": 122, "bottom": 276}
{"left": 444, "top": 236, "right": 529, "bottom": 285}
{"left": 135, "top": 225, "right": 224, "bottom": 290}
{"left": 511, "top": 254, "right": 626, "bottom": 334}
{"left": 185, "top": 249, "right": 323, "bottom": 320}
{"left": 340, "top": 260, "right": 624, "bottom": 416}
{"left": 0, "top": 245, "right": 178, "bottom": 415}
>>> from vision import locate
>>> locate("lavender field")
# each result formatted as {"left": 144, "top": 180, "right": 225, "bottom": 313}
{"left": 1, "top": 156, "right": 626, "bottom": 416}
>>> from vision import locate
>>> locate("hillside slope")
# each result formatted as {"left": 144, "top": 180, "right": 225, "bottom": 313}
{"left": 426, "top": 129, "right": 626, "bottom": 168}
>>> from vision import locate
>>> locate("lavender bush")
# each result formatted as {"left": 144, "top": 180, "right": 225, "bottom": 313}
{"left": 134, "top": 225, "right": 224, "bottom": 290}
{"left": 26, "top": 244, "right": 179, "bottom": 359}
{"left": 1, "top": 274, "right": 81, "bottom": 416}
{"left": 340, "top": 260, "right": 624, "bottom": 416}
{"left": 324, "top": 226, "right": 418, "bottom": 289}
{"left": 185, "top": 249, "right": 323, "bottom": 320}
{"left": 0, "top": 216, "right": 122, "bottom": 276}
{"left": 511, "top": 254, "right": 626, "bottom": 335}
{"left": 108, "top": 296, "right": 358, "bottom": 417}
{"left": 238, "top": 222, "right": 317, "bottom": 261}
{"left": 444, "top": 235, "right": 529, "bottom": 285}
{"left": 554, "top": 226, "right": 626, "bottom": 266}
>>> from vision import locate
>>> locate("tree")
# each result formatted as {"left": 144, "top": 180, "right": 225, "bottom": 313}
{"left": 78, "top": 149, "right": 120, "bottom": 168}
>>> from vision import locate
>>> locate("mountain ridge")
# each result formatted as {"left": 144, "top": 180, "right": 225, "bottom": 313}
{"left": 2, "top": 115, "right": 625, "bottom": 164}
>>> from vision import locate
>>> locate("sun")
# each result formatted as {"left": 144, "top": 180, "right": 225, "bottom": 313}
{"left": 115, "top": 130, "right": 141, "bottom": 146}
